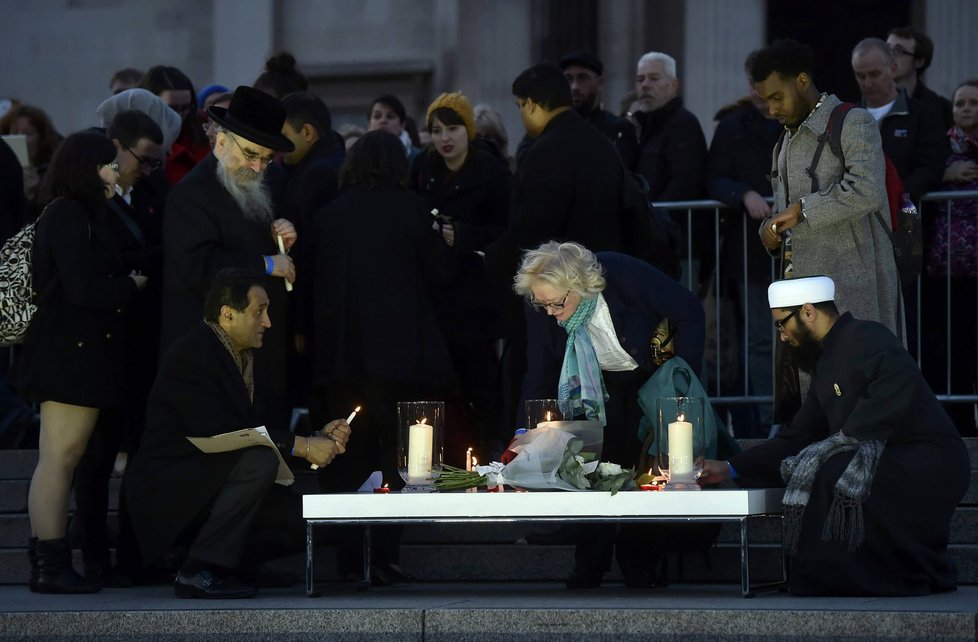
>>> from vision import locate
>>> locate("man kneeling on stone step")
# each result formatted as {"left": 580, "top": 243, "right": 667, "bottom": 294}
{"left": 126, "top": 268, "right": 351, "bottom": 598}
{"left": 699, "top": 275, "right": 968, "bottom": 596}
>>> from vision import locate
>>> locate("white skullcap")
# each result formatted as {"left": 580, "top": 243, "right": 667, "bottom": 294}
{"left": 768, "top": 276, "right": 835, "bottom": 308}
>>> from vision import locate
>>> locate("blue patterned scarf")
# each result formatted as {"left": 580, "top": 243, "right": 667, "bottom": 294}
{"left": 557, "top": 296, "right": 608, "bottom": 425}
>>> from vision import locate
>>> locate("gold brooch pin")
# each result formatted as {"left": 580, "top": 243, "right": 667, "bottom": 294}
{"left": 833, "top": 383, "right": 842, "bottom": 397}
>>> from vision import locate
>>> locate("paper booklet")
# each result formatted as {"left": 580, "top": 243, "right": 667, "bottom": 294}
{"left": 187, "top": 426, "right": 295, "bottom": 486}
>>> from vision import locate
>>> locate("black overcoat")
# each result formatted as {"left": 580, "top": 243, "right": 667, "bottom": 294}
{"left": 310, "top": 185, "right": 456, "bottom": 388}
{"left": 730, "top": 313, "right": 969, "bottom": 596}
{"left": 161, "top": 154, "right": 289, "bottom": 431}
{"left": 486, "top": 109, "right": 626, "bottom": 286}
{"left": 14, "top": 197, "right": 138, "bottom": 407}
{"left": 633, "top": 96, "right": 708, "bottom": 202}
{"left": 125, "top": 323, "right": 266, "bottom": 566}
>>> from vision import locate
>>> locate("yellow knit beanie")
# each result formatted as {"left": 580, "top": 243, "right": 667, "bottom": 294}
{"left": 426, "top": 92, "right": 475, "bottom": 141}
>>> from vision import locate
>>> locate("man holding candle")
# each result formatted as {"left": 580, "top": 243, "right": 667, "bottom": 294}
{"left": 161, "top": 86, "right": 299, "bottom": 435}
{"left": 699, "top": 276, "right": 969, "bottom": 596}
{"left": 127, "top": 269, "right": 351, "bottom": 598}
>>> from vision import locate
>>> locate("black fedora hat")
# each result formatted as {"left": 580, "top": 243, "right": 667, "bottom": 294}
{"left": 208, "top": 85, "right": 294, "bottom": 152}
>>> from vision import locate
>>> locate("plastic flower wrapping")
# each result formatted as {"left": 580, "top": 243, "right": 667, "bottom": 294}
{"left": 435, "top": 420, "right": 635, "bottom": 494}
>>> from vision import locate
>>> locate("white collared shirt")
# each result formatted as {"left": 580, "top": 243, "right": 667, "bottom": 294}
{"left": 115, "top": 183, "right": 133, "bottom": 205}
{"left": 585, "top": 293, "right": 639, "bottom": 372}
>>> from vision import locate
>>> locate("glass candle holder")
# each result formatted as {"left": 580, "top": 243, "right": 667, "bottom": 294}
{"left": 397, "top": 401, "right": 444, "bottom": 492}
{"left": 654, "top": 396, "right": 705, "bottom": 491}
{"left": 523, "top": 399, "right": 562, "bottom": 430}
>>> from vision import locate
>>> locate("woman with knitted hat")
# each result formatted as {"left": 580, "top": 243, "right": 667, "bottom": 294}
{"left": 410, "top": 91, "right": 514, "bottom": 452}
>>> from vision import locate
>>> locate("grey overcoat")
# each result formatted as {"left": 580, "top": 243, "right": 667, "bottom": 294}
{"left": 769, "top": 94, "right": 903, "bottom": 341}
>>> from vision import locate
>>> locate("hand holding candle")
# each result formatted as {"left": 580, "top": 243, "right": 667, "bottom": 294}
{"left": 276, "top": 234, "right": 293, "bottom": 292}
{"left": 310, "top": 407, "right": 357, "bottom": 470}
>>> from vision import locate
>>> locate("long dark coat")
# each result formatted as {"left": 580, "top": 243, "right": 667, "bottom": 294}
{"left": 632, "top": 96, "right": 708, "bottom": 202}
{"left": 161, "top": 154, "right": 289, "bottom": 432}
{"left": 310, "top": 185, "right": 456, "bottom": 388}
{"left": 730, "top": 313, "right": 969, "bottom": 596}
{"left": 125, "top": 323, "right": 273, "bottom": 566}
{"left": 14, "top": 197, "right": 138, "bottom": 407}
{"left": 486, "top": 109, "right": 626, "bottom": 286}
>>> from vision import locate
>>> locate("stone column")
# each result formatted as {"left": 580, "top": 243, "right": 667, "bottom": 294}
{"left": 213, "top": 0, "right": 274, "bottom": 88}
{"left": 454, "top": 0, "right": 533, "bottom": 157}
{"left": 682, "top": 0, "right": 766, "bottom": 141}
{"left": 924, "top": 0, "right": 976, "bottom": 99}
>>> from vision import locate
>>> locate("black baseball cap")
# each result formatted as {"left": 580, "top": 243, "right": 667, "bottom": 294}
{"left": 559, "top": 51, "right": 604, "bottom": 76}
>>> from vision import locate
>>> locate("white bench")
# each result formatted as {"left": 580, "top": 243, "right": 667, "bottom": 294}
{"left": 302, "top": 488, "right": 786, "bottom": 597}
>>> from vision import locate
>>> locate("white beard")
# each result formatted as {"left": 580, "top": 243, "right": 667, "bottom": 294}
{"left": 215, "top": 149, "right": 274, "bottom": 224}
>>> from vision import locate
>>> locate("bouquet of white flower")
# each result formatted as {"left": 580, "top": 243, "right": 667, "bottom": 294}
{"left": 435, "top": 421, "right": 635, "bottom": 494}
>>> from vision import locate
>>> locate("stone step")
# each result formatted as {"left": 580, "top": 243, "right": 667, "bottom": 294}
{"left": 2, "top": 540, "right": 978, "bottom": 587}
{"left": 0, "top": 479, "right": 122, "bottom": 514}
{"left": 0, "top": 450, "right": 37, "bottom": 480}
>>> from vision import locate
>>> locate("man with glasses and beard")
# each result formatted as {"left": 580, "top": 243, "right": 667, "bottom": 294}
{"left": 699, "top": 276, "right": 968, "bottom": 597}
{"left": 162, "top": 86, "right": 297, "bottom": 434}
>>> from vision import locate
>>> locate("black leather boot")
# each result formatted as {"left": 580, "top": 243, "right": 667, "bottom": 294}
{"left": 34, "top": 539, "right": 100, "bottom": 594}
{"left": 27, "top": 537, "right": 38, "bottom": 592}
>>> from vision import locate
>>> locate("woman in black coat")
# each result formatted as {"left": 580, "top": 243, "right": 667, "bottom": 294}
{"left": 310, "top": 129, "right": 455, "bottom": 582}
{"left": 13, "top": 132, "right": 147, "bottom": 593}
{"left": 410, "top": 92, "right": 512, "bottom": 450}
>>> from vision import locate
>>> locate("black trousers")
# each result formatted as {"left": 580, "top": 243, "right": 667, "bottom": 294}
{"left": 187, "top": 447, "right": 304, "bottom": 570}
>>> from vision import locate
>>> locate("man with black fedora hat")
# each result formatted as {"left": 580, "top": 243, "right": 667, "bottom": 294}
{"left": 161, "top": 85, "right": 298, "bottom": 435}
{"left": 559, "top": 51, "right": 637, "bottom": 165}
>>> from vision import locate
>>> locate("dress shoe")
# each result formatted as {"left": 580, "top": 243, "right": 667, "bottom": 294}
{"left": 565, "top": 568, "right": 603, "bottom": 589}
{"left": 174, "top": 570, "right": 257, "bottom": 599}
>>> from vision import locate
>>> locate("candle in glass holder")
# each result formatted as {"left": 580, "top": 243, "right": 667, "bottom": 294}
{"left": 668, "top": 413, "right": 694, "bottom": 478}
{"left": 407, "top": 418, "right": 433, "bottom": 481}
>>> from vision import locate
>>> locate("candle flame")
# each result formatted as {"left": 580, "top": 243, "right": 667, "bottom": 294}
{"left": 647, "top": 468, "right": 653, "bottom": 476}
{"left": 419, "top": 417, "right": 428, "bottom": 425}
{"left": 353, "top": 406, "right": 361, "bottom": 412}
{"left": 546, "top": 411, "right": 552, "bottom": 421}
{"left": 677, "top": 413, "right": 685, "bottom": 422}
{"left": 467, "top": 447, "right": 472, "bottom": 453}
{"left": 472, "top": 456, "right": 478, "bottom": 467}
{"left": 382, "top": 483, "right": 389, "bottom": 489}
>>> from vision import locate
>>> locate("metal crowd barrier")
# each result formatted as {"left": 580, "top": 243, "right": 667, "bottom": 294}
{"left": 653, "top": 190, "right": 978, "bottom": 420}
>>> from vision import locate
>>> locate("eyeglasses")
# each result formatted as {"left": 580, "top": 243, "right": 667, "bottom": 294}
{"left": 100, "top": 162, "right": 120, "bottom": 172}
{"left": 889, "top": 44, "right": 916, "bottom": 58}
{"left": 774, "top": 307, "right": 801, "bottom": 332}
{"left": 226, "top": 133, "right": 275, "bottom": 167}
{"left": 124, "top": 145, "right": 162, "bottom": 171}
{"left": 532, "top": 290, "right": 571, "bottom": 311}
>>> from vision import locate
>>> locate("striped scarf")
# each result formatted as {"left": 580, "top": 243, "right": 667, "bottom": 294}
{"left": 780, "top": 431, "right": 884, "bottom": 554}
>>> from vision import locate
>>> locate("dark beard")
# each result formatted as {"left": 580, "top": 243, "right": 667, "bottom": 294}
{"left": 789, "top": 324, "right": 823, "bottom": 374}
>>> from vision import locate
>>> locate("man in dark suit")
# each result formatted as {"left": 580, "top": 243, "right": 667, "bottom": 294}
{"left": 700, "top": 276, "right": 968, "bottom": 596}
{"left": 162, "top": 86, "right": 298, "bottom": 434}
{"left": 559, "top": 51, "right": 638, "bottom": 166}
{"left": 127, "top": 269, "right": 350, "bottom": 598}
{"left": 485, "top": 63, "right": 627, "bottom": 440}
{"left": 487, "top": 63, "right": 626, "bottom": 285}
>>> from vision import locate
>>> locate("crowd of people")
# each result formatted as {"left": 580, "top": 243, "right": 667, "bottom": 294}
{"left": 0, "top": 27, "right": 974, "bottom": 599}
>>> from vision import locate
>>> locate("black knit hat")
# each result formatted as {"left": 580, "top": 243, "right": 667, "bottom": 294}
{"left": 559, "top": 51, "right": 604, "bottom": 76}
{"left": 207, "top": 85, "right": 294, "bottom": 152}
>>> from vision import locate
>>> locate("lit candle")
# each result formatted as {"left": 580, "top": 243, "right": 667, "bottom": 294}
{"left": 407, "top": 418, "right": 433, "bottom": 482}
{"left": 465, "top": 447, "right": 473, "bottom": 472}
{"left": 373, "top": 484, "right": 391, "bottom": 494}
{"left": 311, "top": 404, "right": 360, "bottom": 471}
{"left": 668, "top": 413, "right": 694, "bottom": 479}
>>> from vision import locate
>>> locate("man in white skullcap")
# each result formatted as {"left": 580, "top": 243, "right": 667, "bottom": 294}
{"left": 700, "top": 275, "right": 967, "bottom": 597}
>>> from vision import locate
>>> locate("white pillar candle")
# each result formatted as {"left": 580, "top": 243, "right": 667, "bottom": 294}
{"left": 668, "top": 416, "right": 694, "bottom": 478}
{"left": 407, "top": 420, "right": 433, "bottom": 481}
